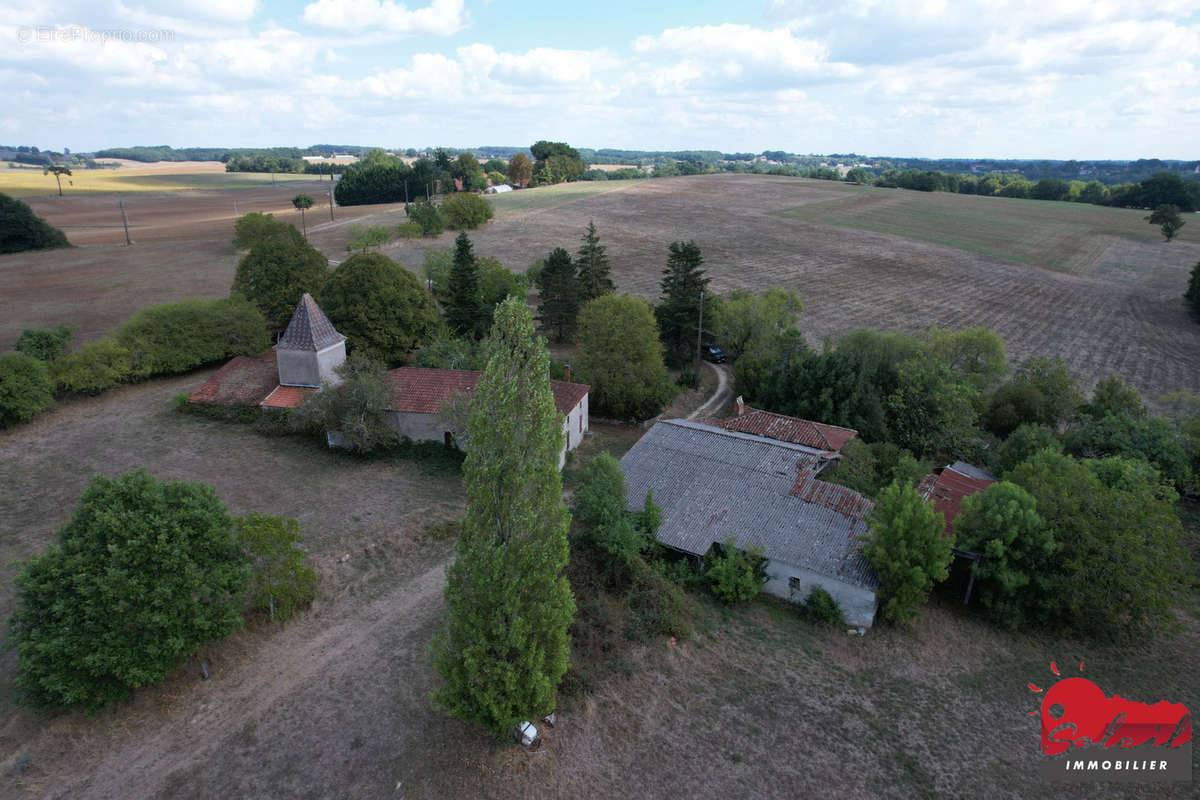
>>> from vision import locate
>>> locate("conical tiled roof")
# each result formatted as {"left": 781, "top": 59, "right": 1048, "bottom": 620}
{"left": 276, "top": 293, "right": 346, "bottom": 352}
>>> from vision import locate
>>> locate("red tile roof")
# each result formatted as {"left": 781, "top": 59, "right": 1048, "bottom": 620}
{"left": 918, "top": 463, "right": 997, "bottom": 538}
{"left": 277, "top": 293, "right": 345, "bottom": 352}
{"left": 385, "top": 367, "right": 589, "bottom": 416}
{"left": 188, "top": 355, "right": 279, "bottom": 406}
{"left": 792, "top": 467, "right": 874, "bottom": 520}
{"left": 713, "top": 407, "right": 858, "bottom": 452}
{"left": 261, "top": 385, "right": 317, "bottom": 409}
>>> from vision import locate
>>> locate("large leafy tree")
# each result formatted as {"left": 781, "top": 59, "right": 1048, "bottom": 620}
{"left": 707, "top": 288, "right": 802, "bottom": 360}
{"left": 9, "top": 469, "right": 250, "bottom": 710}
{"left": 536, "top": 247, "right": 579, "bottom": 342}
{"left": 507, "top": 153, "right": 533, "bottom": 188}
{"left": 575, "top": 221, "right": 614, "bottom": 303}
{"left": 1064, "top": 412, "right": 1191, "bottom": 491}
{"left": 231, "top": 234, "right": 329, "bottom": 328}
{"left": 954, "top": 481, "right": 1054, "bottom": 628}
{"left": 0, "top": 192, "right": 70, "bottom": 253}
{"left": 1008, "top": 451, "right": 1190, "bottom": 639}
{"left": 444, "top": 233, "right": 488, "bottom": 339}
{"left": 983, "top": 356, "right": 1081, "bottom": 437}
{"left": 317, "top": 251, "right": 438, "bottom": 363}
{"left": 576, "top": 294, "right": 676, "bottom": 421}
{"left": 530, "top": 140, "right": 585, "bottom": 184}
{"left": 862, "top": 482, "right": 950, "bottom": 625}
{"left": 432, "top": 297, "right": 575, "bottom": 738}
{"left": 233, "top": 212, "right": 302, "bottom": 250}
{"left": 656, "top": 240, "right": 710, "bottom": 366}
{"left": 887, "top": 359, "right": 981, "bottom": 460}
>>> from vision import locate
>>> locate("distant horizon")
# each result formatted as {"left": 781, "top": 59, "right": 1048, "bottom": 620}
{"left": 15, "top": 143, "right": 1199, "bottom": 164}
{"left": 2, "top": 2, "right": 1196, "bottom": 162}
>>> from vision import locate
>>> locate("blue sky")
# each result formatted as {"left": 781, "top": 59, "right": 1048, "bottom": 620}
{"left": 2, "top": 1, "right": 1197, "bottom": 159}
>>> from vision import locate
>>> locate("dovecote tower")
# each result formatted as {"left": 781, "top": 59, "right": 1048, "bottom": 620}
{"left": 276, "top": 293, "right": 346, "bottom": 387}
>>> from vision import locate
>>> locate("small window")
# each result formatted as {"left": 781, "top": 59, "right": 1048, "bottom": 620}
{"left": 579, "top": 414, "right": 583, "bottom": 432}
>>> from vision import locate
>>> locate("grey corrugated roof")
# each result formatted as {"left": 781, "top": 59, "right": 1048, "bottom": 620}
{"left": 946, "top": 461, "right": 998, "bottom": 482}
{"left": 620, "top": 419, "right": 878, "bottom": 590}
{"left": 277, "top": 293, "right": 345, "bottom": 352}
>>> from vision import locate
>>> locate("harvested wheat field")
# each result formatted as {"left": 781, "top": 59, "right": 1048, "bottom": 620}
{"left": 371, "top": 174, "right": 1200, "bottom": 400}
{"left": 0, "top": 161, "right": 314, "bottom": 198}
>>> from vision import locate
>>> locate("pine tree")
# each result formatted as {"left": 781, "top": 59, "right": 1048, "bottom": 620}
{"left": 575, "top": 221, "right": 614, "bottom": 303}
{"left": 445, "top": 232, "right": 486, "bottom": 339}
{"left": 432, "top": 297, "right": 575, "bottom": 739}
{"left": 656, "top": 240, "right": 710, "bottom": 366}
{"left": 536, "top": 247, "right": 579, "bottom": 342}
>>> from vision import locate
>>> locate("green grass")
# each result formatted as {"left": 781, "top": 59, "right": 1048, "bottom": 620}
{"left": 487, "top": 179, "right": 637, "bottom": 217}
{"left": 776, "top": 186, "right": 1199, "bottom": 273}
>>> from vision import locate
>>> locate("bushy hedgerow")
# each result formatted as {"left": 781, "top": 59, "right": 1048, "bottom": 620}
{"left": 49, "top": 338, "right": 132, "bottom": 394}
{"left": 0, "top": 353, "right": 54, "bottom": 427}
{"left": 116, "top": 296, "right": 270, "bottom": 378}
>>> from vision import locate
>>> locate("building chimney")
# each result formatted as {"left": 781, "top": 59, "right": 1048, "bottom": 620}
{"left": 564, "top": 363, "right": 571, "bottom": 382}
{"left": 735, "top": 395, "right": 745, "bottom": 416}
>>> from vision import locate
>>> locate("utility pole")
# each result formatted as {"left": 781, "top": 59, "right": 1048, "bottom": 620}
{"left": 694, "top": 290, "right": 704, "bottom": 389}
{"left": 328, "top": 184, "right": 335, "bottom": 222}
{"left": 119, "top": 199, "right": 131, "bottom": 246}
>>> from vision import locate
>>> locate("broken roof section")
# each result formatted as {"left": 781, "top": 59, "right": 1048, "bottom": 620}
{"left": 917, "top": 461, "right": 999, "bottom": 539}
{"left": 276, "top": 293, "right": 346, "bottom": 352}
{"left": 620, "top": 419, "right": 877, "bottom": 591}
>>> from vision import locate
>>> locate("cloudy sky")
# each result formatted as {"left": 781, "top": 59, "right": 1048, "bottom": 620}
{"left": 2, "top": 0, "right": 1197, "bottom": 158}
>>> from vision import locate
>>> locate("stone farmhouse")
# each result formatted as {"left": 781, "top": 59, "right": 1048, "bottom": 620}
{"left": 189, "top": 294, "right": 590, "bottom": 466}
{"left": 619, "top": 407, "right": 879, "bottom": 628}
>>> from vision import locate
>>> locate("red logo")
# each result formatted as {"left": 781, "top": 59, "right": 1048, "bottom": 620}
{"left": 1027, "top": 662, "right": 1191, "bottom": 782}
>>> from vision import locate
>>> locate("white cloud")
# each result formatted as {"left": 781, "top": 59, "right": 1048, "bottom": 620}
{"left": 301, "top": 0, "right": 465, "bottom": 36}
{"left": 632, "top": 24, "right": 859, "bottom": 92}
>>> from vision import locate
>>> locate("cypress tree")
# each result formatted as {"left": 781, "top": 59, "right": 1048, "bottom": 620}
{"left": 575, "top": 221, "right": 614, "bottom": 303}
{"left": 536, "top": 247, "right": 579, "bottom": 342}
{"left": 432, "top": 297, "right": 575, "bottom": 739}
{"left": 445, "top": 232, "right": 485, "bottom": 338}
{"left": 656, "top": 240, "right": 710, "bottom": 366}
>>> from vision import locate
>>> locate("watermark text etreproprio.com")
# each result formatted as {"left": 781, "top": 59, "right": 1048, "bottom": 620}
{"left": 16, "top": 26, "right": 175, "bottom": 44}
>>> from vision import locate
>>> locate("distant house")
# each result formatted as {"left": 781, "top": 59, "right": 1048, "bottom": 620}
{"left": 916, "top": 461, "right": 998, "bottom": 538}
{"left": 620, "top": 417, "right": 879, "bottom": 627}
{"left": 483, "top": 184, "right": 512, "bottom": 194}
{"left": 189, "top": 294, "right": 589, "bottom": 467}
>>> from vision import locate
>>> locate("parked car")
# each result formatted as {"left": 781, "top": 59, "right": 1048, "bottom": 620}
{"left": 702, "top": 344, "right": 727, "bottom": 363}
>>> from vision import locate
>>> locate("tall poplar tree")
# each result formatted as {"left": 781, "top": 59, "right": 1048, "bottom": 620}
{"left": 445, "top": 232, "right": 486, "bottom": 339}
{"left": 656, "top": 240, "right": 710, "bottom": 366}
{"left": 575, "top": 221, "right": 614, "bottom": 303}
{"left": 536, "top": 247, "right": 579, "bottom": 342}
{"left": 432, "top": 297, "right": 576, "bottom": 738}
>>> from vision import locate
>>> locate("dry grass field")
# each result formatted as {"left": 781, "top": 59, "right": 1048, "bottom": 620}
{"left": 0, "top": 160, "right": 313, "bottom": 197}
{"left": 357, "top": 174, "right": 1200, "bottom": 400}
{"left": 0, "top": 376, "right": 1195, "bottom": 799}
